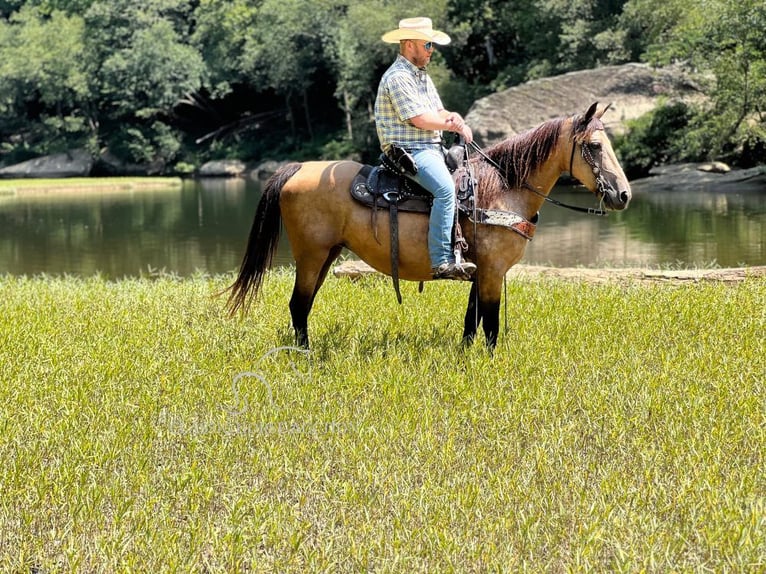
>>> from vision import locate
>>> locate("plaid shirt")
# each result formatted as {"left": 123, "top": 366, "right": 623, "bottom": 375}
{"left": 374, "top": 55, "right": 444, "bottom": 153}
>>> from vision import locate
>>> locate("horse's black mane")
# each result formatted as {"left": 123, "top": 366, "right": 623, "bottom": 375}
{"left": 472, "top": 113, "right": 601, "bottom": 203}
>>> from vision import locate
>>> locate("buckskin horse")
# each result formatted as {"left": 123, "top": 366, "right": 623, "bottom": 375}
{"left": 227, "top": 102, "right": 631, "bottom": 348}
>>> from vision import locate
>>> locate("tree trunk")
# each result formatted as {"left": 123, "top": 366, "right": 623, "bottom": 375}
{"left": 343, "top": 89, "right": 353, "bottom": 140}
{"left": 286, "top": 94, "right": 296, "bottom": 141}
{"left": 303, "top": 88, "right": 314, "bottom": 141}
{"left": 485, "top": 37, "right": 496, "bottom": 67}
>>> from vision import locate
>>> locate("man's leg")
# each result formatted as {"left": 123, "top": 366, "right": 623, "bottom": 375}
{"left": 410, "top": 148, "right": 476, "bottom": 280}
{"left": 411, "top": 148, "right": 455, "bottom": 268}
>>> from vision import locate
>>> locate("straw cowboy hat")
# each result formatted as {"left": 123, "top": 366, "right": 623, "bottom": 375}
{"left": 381, "top": 17, "right": 451, "bottom": 45}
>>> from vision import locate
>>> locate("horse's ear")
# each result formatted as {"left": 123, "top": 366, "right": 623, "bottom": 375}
{"left": 583, "top": 102, "right": 599, "bottom": 123}
{"left": 574, "top": 102, "right": 599, "bottom": 133}
{"left": 596, "top": 102, "right": 613, "bottom": 119}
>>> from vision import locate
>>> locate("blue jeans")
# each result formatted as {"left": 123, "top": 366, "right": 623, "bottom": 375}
{"left": 408, "top": 147, "right": 455, "bottom": 267}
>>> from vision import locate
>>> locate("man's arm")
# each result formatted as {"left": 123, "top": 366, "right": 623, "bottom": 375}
{"left": 409, "top": 110, "right": 473, "bottom": 143}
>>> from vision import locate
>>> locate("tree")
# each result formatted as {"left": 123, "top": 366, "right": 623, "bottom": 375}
{"left": 0, "top": 6, "right": 90, "bottom": 160}
{"left": 689, "top": 0, "right": 766, "bottom": 162}
{"left": 622, "top": 0, "right": 766, "bottom": 164}
{"left": 547, "top": 0, "right": 630, "bottom": 71}
{"left": 445, "top": 0, "right": 556, "bottom": 87}
{"left": 191, "top": 0, "right": 261, "bottom": 95}
{"left": 237, "top": 0, "right": 349, "bottom": 143}
{"left": 2, "top": 0, "right": 762, "bottom": 171}
{"left": 444, "top": 0, "right": 629, "bottom": 88}
{"left": 83, "top": 0, "right": 206, "bottom": 165}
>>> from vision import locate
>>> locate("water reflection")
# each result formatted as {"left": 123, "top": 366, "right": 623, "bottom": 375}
{"left": 527, "top": 187, "right": 766, "bottom": 267}
{"left": 0, "top": 179, "right": 763, "bottom": 277}
{"left": 0, "top": 179, "right": 261, "bottom": 277}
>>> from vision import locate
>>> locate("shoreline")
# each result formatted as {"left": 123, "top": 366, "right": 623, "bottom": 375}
{"left": 333, "top": 260, "right": 766, "bottom": 284}
{"left": 0, "top": 177, "right": 184, "bottom": 196}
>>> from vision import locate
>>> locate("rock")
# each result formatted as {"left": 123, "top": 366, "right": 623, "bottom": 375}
{"left": 333, "top": 260, "right": 379, "bottom": 280}
{"left": 198, "top": 159, "right": 247, "bottom": 177}
{"left": 94, "top": 150, "right": 165, "bottom": 176}
{"left": 0, "top": 149, "right": 93, "bottom": 178}
{"left": 249, "top": 159, "right": 289, "bottom": 181}
{"left": 632, "top": 163, "right": 766, "bottom": 192}
{"left": 697, "top": 161, "right": 731, "bottom": 173}
{"left": 465, "top": 63, "right": 702, "bottom": 145}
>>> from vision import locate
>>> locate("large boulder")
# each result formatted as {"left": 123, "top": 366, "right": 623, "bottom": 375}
{"left": 0, "top": 149, "right": 93, "bottom": 178}
{"left": 93, "top": 150, "right": 165, "bottom": 176}
{"left": 632, "top": 163, "right": 766, "bottom": 192}
{"left": 198, "top": 159, "right": 247, "bottom": 177}
{"left": 249, "top": 159, "right": 289, "bottom": 181}
{"left": 466, "top": 63, "right": 702, "bottom": 145}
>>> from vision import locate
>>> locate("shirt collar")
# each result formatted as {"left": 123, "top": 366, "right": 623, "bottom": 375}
{"left": 397, "top": 54, "right": 427, "bottom": 82}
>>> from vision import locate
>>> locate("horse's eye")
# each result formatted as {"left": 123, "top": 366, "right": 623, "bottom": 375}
{"left": 588, "top": 141, "right": 602, "bottom": 150}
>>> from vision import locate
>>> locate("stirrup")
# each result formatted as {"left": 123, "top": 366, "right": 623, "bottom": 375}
{"left": 432, "top": 261, "right": 476, "bottom": 281}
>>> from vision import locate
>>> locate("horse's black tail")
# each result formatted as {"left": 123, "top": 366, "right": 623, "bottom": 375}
{"left": 226, "top": 162, "right": 302, "bottom": 315}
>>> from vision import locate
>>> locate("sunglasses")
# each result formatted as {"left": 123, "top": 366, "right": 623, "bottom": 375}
{"left": 423, "top": 41, "right": 434, "bottom": 51}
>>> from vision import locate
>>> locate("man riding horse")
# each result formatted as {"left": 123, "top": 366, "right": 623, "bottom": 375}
{"left": 374, "top": 17, "right": 477, "bottom": 281}
{"left": 226, "top": 18, "right": 632, "bottom": 349}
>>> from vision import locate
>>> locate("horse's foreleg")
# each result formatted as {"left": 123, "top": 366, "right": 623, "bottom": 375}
{"left": 289, "top": 245, "right": 343, "bottom": 349}
{"left": 464, "top": 271, "right": 503, "bottom": 349}
{"left": 480, "top": 299, "right": 501, "bottom": 349}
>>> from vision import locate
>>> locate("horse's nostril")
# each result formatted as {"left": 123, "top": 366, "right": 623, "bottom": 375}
{"left": 620, "top": 191, "right": 630, "bottom": 204}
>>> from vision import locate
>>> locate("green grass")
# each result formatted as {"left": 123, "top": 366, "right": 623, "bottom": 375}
{"left": 0, "top": 270, "right": 764, "bottom": 572}
{"left": 0, "top": 177, "right": 183, "bottom": 195}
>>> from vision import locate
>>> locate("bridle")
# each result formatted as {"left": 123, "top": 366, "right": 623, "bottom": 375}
{"left": 570, "top": 126, "right": 623, "bottom": 207}
{"left": 468, "top": 124, "right": 612, "bottom": 216}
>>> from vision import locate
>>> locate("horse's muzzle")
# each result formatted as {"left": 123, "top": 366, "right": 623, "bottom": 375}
{"left": 600, "top": 181, "right": 631, "bottom": 211}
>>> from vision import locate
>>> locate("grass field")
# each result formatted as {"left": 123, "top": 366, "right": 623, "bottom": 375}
{"left": 0, "top": 270, "right": 764, "bottom": 572}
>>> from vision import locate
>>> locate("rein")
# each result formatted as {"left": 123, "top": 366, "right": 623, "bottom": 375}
{"left": 468, "top": 140, "right": 609, "bottom": 217}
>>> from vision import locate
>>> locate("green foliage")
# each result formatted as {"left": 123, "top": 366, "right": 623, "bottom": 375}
{"left": 445, "top": 0, "right": 556, "bottom": 87}
{"left": 621, "top": 0, "right": 766, "bottom": 165}
{"left": 317, "top": 136, "right": 359, "bottom": 161}
{"left": 0, "top": 6, "right": 87, "bottom": 107}
{"left": 0, "top": 0, "right": 763, "bottom": 171}
{"left": 107, "top": 123, "right": 183, "bottom": 167}
{"left": 614, "top": 101, "right": 694, "bottom": 178}
{"left": 544, "top": 0, "right": 630, "bottom": 70}
{"left": 190, "top": 0, "right": 260, "bottom": 95}
{"left": 0, "top": 6, "right": 91, "bottom": 160}
{"left": 9, "top": 0, "right": 97, "bottom": 14}
{"left": 173, "top": 161, "right": 197, "bottom": 175}
{"left": 444, "top": 0, "right": 631, "bottom": 89}
{"left": 82, "top": 0, "right": 205, "bottom": 164}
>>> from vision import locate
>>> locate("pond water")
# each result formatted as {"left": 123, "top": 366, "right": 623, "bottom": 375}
{"left": 0, "top": 178, "right": 764, "bottom": 278}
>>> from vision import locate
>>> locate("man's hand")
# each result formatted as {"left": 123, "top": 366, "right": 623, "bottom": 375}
{"left": 409, "top": 110, "right": 473, "bottom": 143}
{"left": 445, "top": 113, "right": 473, "bottom": 144}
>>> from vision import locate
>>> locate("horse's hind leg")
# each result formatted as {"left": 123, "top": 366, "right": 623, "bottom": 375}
{"left": 289, "top": 245, "right": 343, "bottom": 348}
{"left": 462, "top": 281, "right": 481, "bottom": 345}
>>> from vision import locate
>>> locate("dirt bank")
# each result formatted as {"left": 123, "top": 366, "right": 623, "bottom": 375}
{"left": 334, "top": 260, "right": 766, "bottom": 284}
